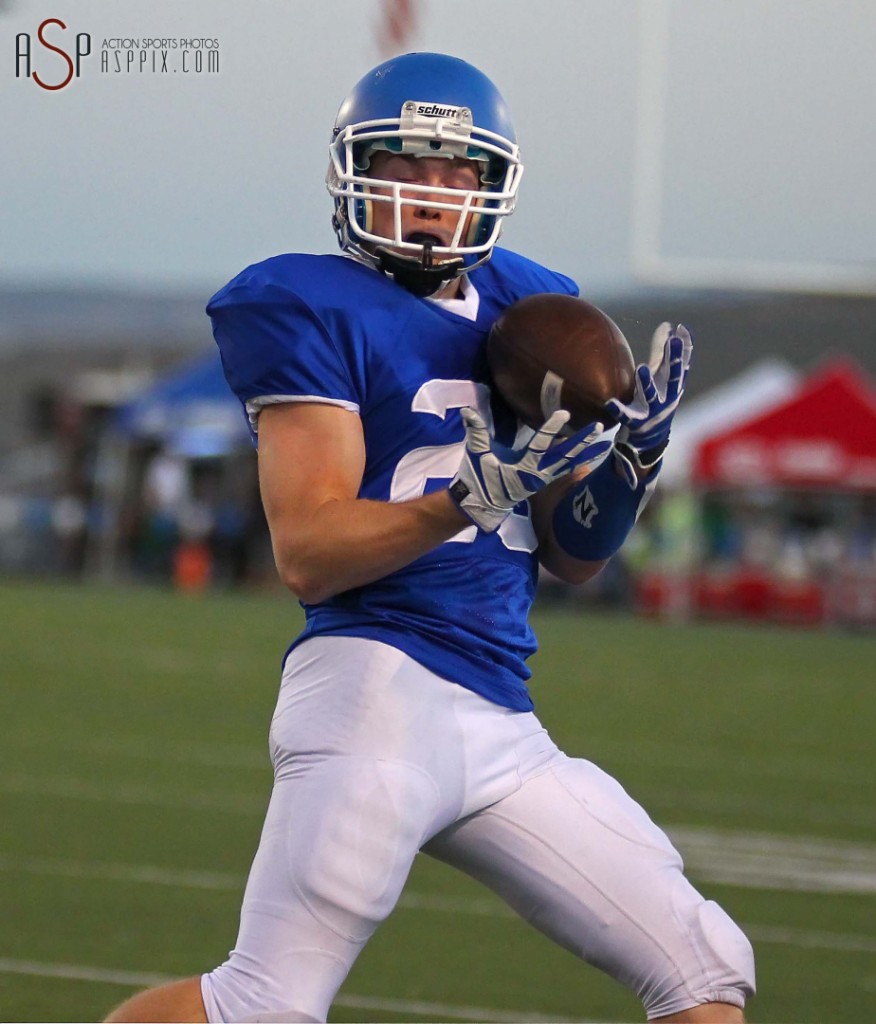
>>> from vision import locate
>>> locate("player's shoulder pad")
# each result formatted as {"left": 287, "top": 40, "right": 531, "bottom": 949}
{"left": 475, "top": 247, "right": 579, "bottom": 303}
{"left": 206, "top": 253, "right": 377, "bottom": 317}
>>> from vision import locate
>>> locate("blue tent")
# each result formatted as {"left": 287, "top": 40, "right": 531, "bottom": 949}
{"left": 115, "top": 353, "right": 250, "bottom": 457}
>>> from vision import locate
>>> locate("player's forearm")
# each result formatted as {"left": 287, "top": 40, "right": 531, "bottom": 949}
{"left": 531, "top": 452, "right": 656, "bottom": 585}
{"left": 530, "top": 472, "right": 609, "bottom": 584}
{"left": 269, "top": 489, "right": 470, "bottom": 604}
{"left": 538, "top": 539, "right": 610, "bottom": 585}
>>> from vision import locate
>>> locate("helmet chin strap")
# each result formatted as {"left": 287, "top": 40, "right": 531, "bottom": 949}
{"left": 375, "top": 238, "right": 465, "bottom": 298}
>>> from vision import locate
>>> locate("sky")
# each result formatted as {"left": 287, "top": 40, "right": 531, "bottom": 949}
{"left": 1, "top": 0, "right": 874, "bottom": 298}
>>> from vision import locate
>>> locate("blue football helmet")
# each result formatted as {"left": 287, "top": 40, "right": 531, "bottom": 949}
{"left": 326, "top": 52, "right": 524, "bottom": 296}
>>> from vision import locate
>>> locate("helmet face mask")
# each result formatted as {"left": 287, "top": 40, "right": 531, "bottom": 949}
{"left": 326, "top": 53, "right": 524, "bottom": 295}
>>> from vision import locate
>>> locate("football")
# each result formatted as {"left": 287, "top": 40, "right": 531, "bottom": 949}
{"left": 487, "top": 293, "right": 636, "bottom": 431}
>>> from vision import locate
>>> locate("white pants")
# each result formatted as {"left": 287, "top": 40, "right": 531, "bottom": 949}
{"left": 202, "top": 637, "right": 754, "bottom": 1022}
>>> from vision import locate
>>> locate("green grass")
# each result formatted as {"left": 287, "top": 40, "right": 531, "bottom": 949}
{"left": 1, "top": 580, "right": 874, "bottom": 1023}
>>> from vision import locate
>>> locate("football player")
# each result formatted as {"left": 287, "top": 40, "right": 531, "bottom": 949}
{"left": 106, "top": 52, "right": 754, "bottom": 1023}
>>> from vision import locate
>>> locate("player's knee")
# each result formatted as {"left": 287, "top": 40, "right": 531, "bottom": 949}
{"left": 697, "top": 899, "right": 756, "bottom": 998}
{"left": 662, "top": 900, "right": 755, "bottom": 1017}
{"left": 640, "top": 896, "right": 755, "bottom": 1018}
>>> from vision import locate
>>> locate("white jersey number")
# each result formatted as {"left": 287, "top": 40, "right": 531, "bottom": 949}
{"left": 389, "top": 379, "right": 537, "bottom": 553}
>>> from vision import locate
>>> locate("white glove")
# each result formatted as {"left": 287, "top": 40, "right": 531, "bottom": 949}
{"left": 449, "top": 408, "right": 612, "bottom": 532}
{"left": 605, "top": 322, "right": 693, "bottom": 487}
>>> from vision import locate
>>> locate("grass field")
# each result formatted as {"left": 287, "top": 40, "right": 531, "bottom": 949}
{"left": 1, "top": 579, "right": 874, "bottom": 1023}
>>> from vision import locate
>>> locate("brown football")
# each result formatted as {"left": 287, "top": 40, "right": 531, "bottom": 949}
{"left": 487, "top": 293, "right": 636, "bottom": 431}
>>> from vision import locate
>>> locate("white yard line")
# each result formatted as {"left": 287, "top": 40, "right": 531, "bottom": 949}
{"left": 0, "top": 957, "right": 175, "bottom": 988}
{"left": 332, "top": 993, "right": 578, "bottom": 1023}
{"left": 0, "top": 957, "right": 576, "bottom": 1022}
{"left": 4, "top": 774, "right": 875, "bottom": 895}
{"left": 399, "top": 890, "right": 515, "bottom": 918}
{"left": 3, "top": 772, "right": 875, "bottom": 893}
{"left": 0, "top": 852, "right": 874, "bottom": 955}
{"left": 5, "top": 822, "right": 876, "bottom": 899}
{"left": 742, "top": 925, "right": 876, "bottom": 955}
{"left": 3, "top": 734, "right": 269, "bottom": 770}
{"left": 0, "top": 853, "right": 243, "bottom": 892}
{"left": 666, "top": 826, "right": 876, "bottom": 894}
{"left": 0, "top": 775, "right": 267, "bottom": 815}
{"left": 3, "top": 823, "right": 876, "bottom": 901}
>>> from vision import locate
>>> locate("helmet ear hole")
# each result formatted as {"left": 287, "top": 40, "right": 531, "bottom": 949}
{"left": 352, "top": 143, "right": 371, "bottom": 171}
{"left": 483, "top": 155, "right": 505, "bottom": 185}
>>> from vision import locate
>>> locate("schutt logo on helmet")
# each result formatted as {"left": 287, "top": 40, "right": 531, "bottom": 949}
{"left": 415, "top": 103, "right": 461, "bottom": 118}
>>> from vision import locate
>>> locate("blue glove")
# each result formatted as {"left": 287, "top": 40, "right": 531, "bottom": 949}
{"left": 450, "top": 408, "right": 612, "bottom": 532}
{"left": 605, "top": 322, "right": 692, "bottom": 487}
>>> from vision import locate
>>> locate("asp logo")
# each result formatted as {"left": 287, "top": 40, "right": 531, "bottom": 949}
{"left": 15, "top": 18, "right": 92, "bottom": 90}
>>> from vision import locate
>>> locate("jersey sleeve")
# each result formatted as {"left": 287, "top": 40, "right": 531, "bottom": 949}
{"left": 207, "top": 274, "right": 360, "bottom": 433}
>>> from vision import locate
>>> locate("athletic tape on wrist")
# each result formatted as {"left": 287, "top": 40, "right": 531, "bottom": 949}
{"left": 448, "top": 477, "right": 506, "bottom": 533}
{"left": 551, "top": 451, "right": 660, "bottom": 561}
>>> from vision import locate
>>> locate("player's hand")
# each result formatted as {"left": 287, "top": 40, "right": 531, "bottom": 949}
{"left": 449, "top": 408, "right": 612, "bottom": 532}
{"left": 605, "top": 322, "right": 692, "bottom": 486}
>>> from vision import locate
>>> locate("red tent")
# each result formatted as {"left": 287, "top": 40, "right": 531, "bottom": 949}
{"left": 693, "top": 359, "right": 876, "bottom": 491}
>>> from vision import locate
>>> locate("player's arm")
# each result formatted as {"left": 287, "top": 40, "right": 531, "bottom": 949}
{"left": 259, "top": 401, "right": 611, "bottom": 604}
{"left": 258, "top": 402, "right": 469, "bottom": 604}
{"left": 530, "top": 467, "right": 612, "bottom": 584}
{"left": 530, "top": 447, "right": 663, "bottom": 583}
{"left": 531, "top": 324, "right": 692, "bottom": 585}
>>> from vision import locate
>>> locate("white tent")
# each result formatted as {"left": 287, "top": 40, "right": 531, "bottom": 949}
{"left": 661, "top": 358, "right": 802, "bottom": 489}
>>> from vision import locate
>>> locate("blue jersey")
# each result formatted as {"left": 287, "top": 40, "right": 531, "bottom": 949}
{"left": 207, "top": 248, "right": 578, "bottom": 711}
